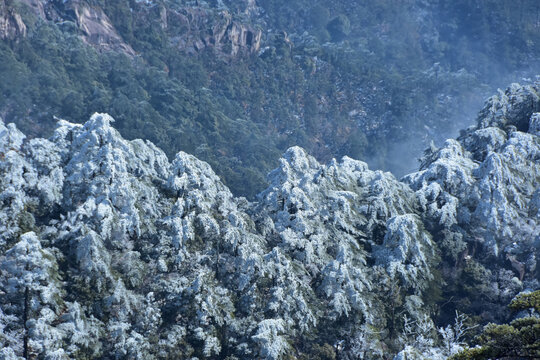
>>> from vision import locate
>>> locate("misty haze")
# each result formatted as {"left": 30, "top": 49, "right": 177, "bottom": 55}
{"left": 0, "top": 1, "right": 539, "bottom": 359}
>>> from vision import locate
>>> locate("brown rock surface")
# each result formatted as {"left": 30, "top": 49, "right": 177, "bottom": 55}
{"left": 66, "top": 1, "right": 135, "bottom": 55}
{"left": 2, "top": 0, "right": 260, "bottom": 57}
{"left": 164, "top": 6, "right": 261, "bottom": 56}
{"left": 2, "top": 0, "right": 135, "bottom": 55}
{"left": 0, "top": 0, "right": 27, "bottom": 40}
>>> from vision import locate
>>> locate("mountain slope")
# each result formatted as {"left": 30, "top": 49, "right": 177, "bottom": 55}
{"left": 1, "top": 83, "right": 538, "bottom": 359}
{"left": 1, "top": 0, "right": 539, "bottom": 198}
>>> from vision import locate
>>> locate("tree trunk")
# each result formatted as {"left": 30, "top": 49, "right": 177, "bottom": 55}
{"left": 23, "top": 286, "right": 29, "bottom": 360}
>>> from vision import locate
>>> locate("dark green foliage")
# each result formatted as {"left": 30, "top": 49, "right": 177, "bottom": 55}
{"left": 452, "top": 290, "right": 540, "bottom": 360}
{"left": 0, "top": 0, "right": 537, "bottom": 199}
{"left": 509, "top": 290, "right": 540, "bottom": 313}
{"left": 309, "top": 5, "right": 331, "bottom": 42}
{"left": 17, "top": 211, "right": 36, "bottom": 234}
{"left": 327, "top": 14, "right": 350, "bottom": 42}
{"left": 308, "top": 343, "right": 336, "bottom": 360}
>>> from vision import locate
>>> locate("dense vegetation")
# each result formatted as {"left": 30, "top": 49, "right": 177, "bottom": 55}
{"left": 0, "top": 82, "right": 538, "bottom": 359}
{"left": 0, "top": 0, "right": 538, "bottom": 200}
{"left": 1, "top": 1, "right": 539, "bottom": 358}
{"left": 452, "top": 291, "right": 540, "bottom": 359}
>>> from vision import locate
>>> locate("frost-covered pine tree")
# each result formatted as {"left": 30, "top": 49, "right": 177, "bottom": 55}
{"left": 0, "top": 232, "right": 65, "bottom": 358}
{"left": 404, "top": 82, "right": 540, "bottom": 323}
{"left": 0, "top": 81, "right": 537, "bottom": 359}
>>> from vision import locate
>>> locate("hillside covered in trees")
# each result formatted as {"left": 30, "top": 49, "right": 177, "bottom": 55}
{"left": 0, "top": 0, "right": 539, "bottom": 197}
{"left": 0, "top": 1, "right": 539, "bottom": 358}
{"left": 0, "top": 79, "right": 539, "bottom": 359}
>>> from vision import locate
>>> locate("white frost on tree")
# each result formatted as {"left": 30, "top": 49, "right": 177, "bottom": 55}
{"left": 374, "top": 215, "right": 438, "bottom": 294}
{"left": 252, "top": 319, "right": 289, "bottom": 360}
{"left": 0, "top": 81, "right": 537, "bottom": 359}
{"left": 0, "top": 232, "right": 65, "bottom": 358}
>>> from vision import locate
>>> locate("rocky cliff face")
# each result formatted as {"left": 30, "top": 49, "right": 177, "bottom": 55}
{"left": 2, "top": 0, "right": 262, "bottom": 56}
{"left": 63, "top": 1, "right": 136, "bottom": 55}
{"left": 162, "top": 5, "right": 262, "bottom": 55}
{"left": 0, "top": 0, "right": 135, "bottom": 53}
{"left": 0, "top": 83, "right": 538, "bottom": 359}
{"left": 0, "top": 0, "right": 26, "bottom": 40}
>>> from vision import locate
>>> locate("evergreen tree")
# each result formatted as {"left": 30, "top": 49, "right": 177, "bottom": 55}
{"left": 452, "top": 291, "right": 540, "bottom": 359}
{"left": 0, "top": 232, "right": 65, "bottom": 359}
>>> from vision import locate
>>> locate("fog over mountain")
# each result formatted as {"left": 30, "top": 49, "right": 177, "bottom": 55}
{"left": 0, "top": 1, "right": 539, "bottom": 359}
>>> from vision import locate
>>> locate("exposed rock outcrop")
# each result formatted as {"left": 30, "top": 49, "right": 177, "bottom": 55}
{"left": 63, "top": 1, "right": 135, "bottom": 55}
{"left": 3, "top": 0, "right": 135, "bottom": 54}
{"left": 6, "top": 0, "right": 262, "bottom": 57}
{"left": 162, "top": 5, "right": 262, "bottom": 55}
{"left": 0, "top": 0, "right": 27, "bottom": 40}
